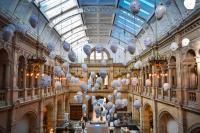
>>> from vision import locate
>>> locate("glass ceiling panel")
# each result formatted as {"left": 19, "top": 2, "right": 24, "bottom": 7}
{"left": 41, "top": 0, "right": 78, "bottom": 19}
{"left": 111, "top": 31, "right": 130, "bottom": 44}
{"left": 79, "top": 0, "right": 116, "bottom": 6}
{"left": 45, "top": 0, "right": 78, "bottom": 19}
{"left": 66, "top": 31, "right": 86, "bottom": 43}
{"left": 118, "top": 0, "right": 157, "bottom": 20}
{"left": 34, "top": 0, "right": 88, "bottom": 45}
{"left": 65, "top": 30, "right": 86, "bottom": 41}
{"left": 71, "top": 37, "right": 89, "bottom": 46}
{"left": 112, "top": 0, "right": 160, "bottom": 42}
{"left": 55, "top": 14, "right": 83, "bottom": 35}
{"left": 51, "top": 8, "right": 83, "bottom": 26}
{"left": 62, "top": 26, "right": 87, "bottom": 39}
{"left": 40, "top": 0, "right": 68, "bottom": 12}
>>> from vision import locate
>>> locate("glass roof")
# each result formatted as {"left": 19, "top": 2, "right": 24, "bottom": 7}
{"left": 35, "top": 0, "right": 159, "bottom": 47}
{"left": 111, "top": 0, "right": 159, "bottom": 43}
{"left": 35, "top": 0, "right": 87, "bottom": 45}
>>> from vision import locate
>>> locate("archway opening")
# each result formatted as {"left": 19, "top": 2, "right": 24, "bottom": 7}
{"left": 143, "top": 104, "right": 153, "bottom": 133}
{"left": 15, "top": 112, "right": 37, "bottom": 133}
{"left": 159, "top": 111, "right": 178, "bottom": 133}
{"left": 43, "top": 104, "right": 53, "bottom": 133}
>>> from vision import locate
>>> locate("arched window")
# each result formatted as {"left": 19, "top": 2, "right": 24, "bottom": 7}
{"left": 185, "top": 50, "right": 197, "bottom": 90}
{"left": 169, "top": 57, "right": 177, "bottom": 88}
{"left": 18, "top": 56, "right": 26, "bottom": 89}
{"left": 90, "top": 50, "right": 109, "bottom": 60}
{"left": 26, "top": 64, "right": 32, "bottom": 88}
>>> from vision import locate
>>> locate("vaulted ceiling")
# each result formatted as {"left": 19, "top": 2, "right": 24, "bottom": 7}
{"left": 34, "top": 0, "right": 199, "bottom": 52}
{"left": 34, "top": 0, "right": 162, "bottom": 47}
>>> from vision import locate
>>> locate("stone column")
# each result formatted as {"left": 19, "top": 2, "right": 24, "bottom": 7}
{"left": 183, "top": 65, "right": 189, "bottom": 103}
{"left": 196, "top": 57, "right": 200, "bottom": 103}
{"left": 53, "top": 97, "right": 57, "bottom": 131}
{"left": 39, "top": 100, "right": 44, "bottom": 133}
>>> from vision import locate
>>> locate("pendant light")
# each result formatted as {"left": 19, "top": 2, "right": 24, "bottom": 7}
{"left": 184, "top": 0, "right": 196, "bottom": 10}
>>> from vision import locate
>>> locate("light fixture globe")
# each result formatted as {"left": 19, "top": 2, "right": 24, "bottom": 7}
{"left": 134, "top": 60, "right": 142, "bottom": 69}
{"left": 170, "top": 42, "right": 179, "bottom": 51}
{"left": 99, "top": 68, "right": 107, "bottom": 78}
{"left": 163, "top": 83, "right": 170, "bottom": 91}
{"left": 155, "top": 4, "right": 166, "bottom": 20}
{"left": 29, "top": 14, "right": 38, "bottom": 28}
{"left": 40, "top": 75, "right": 51, "bottom": 88}
{"left": 95, "top": 44, "right": 103, "bottom": 53}
{"left": 55, "top": 81, "right": 62, "bottom": 89}
{"left": 2, "top": 25, "right": 15, "bottom": 42}
{"left": 63, "top": 42, "right": 70, "bottom": 52}
{"left": 47, "top": 42, "right": 55, "bottom": 52}
{"left": 81, "top": 63, "right": 88, "bottom": 72}
{"left": 85, "top": 95, "right": 91, "bottom": 101}
{"left": 110, "top": 44, "right": 118, "bottom": 54}
{"left": 130, "top": 0, "right": 141, "bottom": 15}
{"left": 133, "top": 99, "right": 141, "bottom": 109}
{"left": 68, "top": 50, "right": 76, "bottom": 62}
{"left": 83, "top": 44, "right": 92, "bottom": 56}
{"left": 90, "top": 71, "right": 96, "bottom": 79}
{"left": 132, "top": 77, "right": 139, "bottom": 86}
{"left": 127, "top": 45, "right": 136, "bottom": 55}
{"left": 144, "top": 37, "right": 152, "bottom": 47}
{"left": 182, "top": 38, "right": 190, "bottom": 47}
{"left": 145, "top": 79, "right": 151, "bottom": 87}
{"left": 184, "top": 0, "right": 196, "bottom": 10}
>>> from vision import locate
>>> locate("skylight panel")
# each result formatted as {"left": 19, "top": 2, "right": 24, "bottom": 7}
{"left": 40, "top": 0, "right": 68, "bottom": 12}
{"left": 140, "top": 0, "right": 154, "bottom": 8}
{"left": 51, "top": 8, "right": 83, "bottom": 26}
{"left": 123, "top": 0, "right": 150, "bottom": 15}
{"left": 54, "top": 14, "right": 83, "bottom": 34}
{"left": 119, "top": 16, "right": 141, "bottom": 28}
{"left": 66, "top": 31, "right": 86, "bottom": 43}
{"left": 62, "top": 26, "right": 87, "bottom": 39}
{"left": 71, "top": 37, "right": 89, "bottom": 46}
{"left": 65, "top": 30, "right": 86, "bottom": 40}
{"left": 45, "top": 0, "right": 78, "bottom": 19}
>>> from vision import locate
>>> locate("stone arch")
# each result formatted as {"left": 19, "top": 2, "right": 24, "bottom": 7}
{"left": 169, "top": 56, "right": 177, "bottom": 89}
{"left": 0, "top": 49, "right": 11, "bottom": 90}
{"left": 183, "top": 49, "right": 197, "bottom": 90}
{"left": 183, "top": 49, "right": 196, "bottom": 62}
{"left": 158, "top": 110, "right": 178, "bottom": 133}
{"left": 57, "top": 99, "right": 63, "bottom": 126}
{"left": 43, "top": 103, "right": 54, "bottom": 133}
{"left": 143, "top": 103, "right": 153, "bottom": 133}
{"left": 90, "top": 48, "right": 111, "bottom": 59}
{"left": 15, "top": 111, "right": 37, "bottom": 133}
{"left": 188, "top": 123, "right": 200, "bottom": 133}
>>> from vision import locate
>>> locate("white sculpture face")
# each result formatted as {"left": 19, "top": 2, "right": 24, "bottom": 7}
{"left": 83, "top": 45, "right": 92, "bottom": 56}
{"left": 63, "top": 42, "right": 70, "bottom": 52}
{"left": 184, "top": 0, "right": 196, "bottom": 10}
{"left": 127, "top": 45, "right": 136, "bottom": 55}
{"left": 130, "top": 0, "right": 141, "bottom": 14}
{"left": 182, "top": 38, "right": 190, "bottom": 47}
{"left": 29, "top": 14, "right": 38, "bottom": 28}
{"left": 110, "top": 44, "right": 118, "bottom": 54}
{"left": 2, "top": 25, "right": 14, "bottom": 42}
{"left": 155, "top": 4, "right": 166, "bottom": 20}
{"left": 68, "top": 50, "right": 76, "bottom": 62}
{"left": 170, "top": 42, "right": 178, "bottom": 51}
